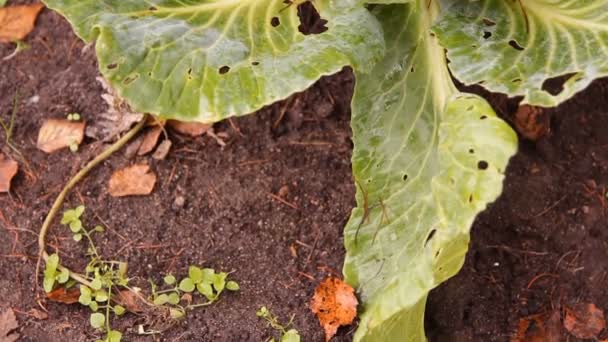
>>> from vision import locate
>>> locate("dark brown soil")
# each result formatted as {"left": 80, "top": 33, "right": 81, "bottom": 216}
{"left": 1, "top": 3, "right": 607, "bottom": 342}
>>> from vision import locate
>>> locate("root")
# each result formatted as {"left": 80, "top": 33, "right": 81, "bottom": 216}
{"left": 36, "top": 117, "right": 148, "bottom": 291}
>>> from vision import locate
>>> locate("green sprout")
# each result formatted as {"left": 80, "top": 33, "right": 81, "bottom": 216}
{"left": 66, "top": 113, "right": 81, "bottom": 121}
{"left": 256, "top": 306, "right": 300, "bottom": 342}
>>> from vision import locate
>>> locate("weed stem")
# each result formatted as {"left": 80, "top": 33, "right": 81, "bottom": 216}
{"left": 36, "top": 117, "right": 148, "bottom": 291}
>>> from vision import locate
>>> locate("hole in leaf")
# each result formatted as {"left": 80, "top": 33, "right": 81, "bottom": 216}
{"left": 483, "top": 31, "right": 492, "bottom": 39}
{"left": 508, "top": 39, "right": 525, "bottom": 51}
{"left": 123, "top": 74, "right": 139, "bottom": 85}
{"left": 219, "top": 66, "right": 230, "bottom": 74}
{"left": 107, "top": 63, "right": 118, "bottom": 70}
{"left": 402, "top": 174, "right": 408, "bottom": 181}
{"left": 425, "top": 229, "right": 437, "bottom": 247}
{"left": 541, "top": 72, "right": 578, "bottom": 96}
{"left": 148, "top": 6, "right": 157, "bottom": 11}
{"left": 271, "top": 17, "right": 280, "bottom": 27}
{"left": 435, "top": 249, "right": 441, "bottom": 258}
{"left": 512, "top": 78, "right": 522, "bottom": 83}
{"left": 468, "top": 194, "right": 473, "bottom": 203}
{"left": 466, "top": 105, "right": 474, "bottom": 111}
{"left": 482, "top": 18, "right": 496, "bottom": 26}
{"left": 480, "top": 115, "right": 487, "bottom": 120}
{"left": 252, "top": 61, "right": 260, "bottom": 66}
{"left": 469, "top": 148, "right": 475, "bottom": 154}
{"left": 478, "top": 160, "right": 489, "bottom": 170}
{"left": 297, "top": 1, "right": 328, "bottom": 35}
{"left": 410, "top": 66, "right": 415, "bottom": 73}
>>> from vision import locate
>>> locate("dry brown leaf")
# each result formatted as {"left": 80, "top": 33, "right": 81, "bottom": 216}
{"left": 108, "top": 163, "right": 156, "bottom": 197}
{"left": 564, "top": 303, "right": 605, "bottom": 339}
{"left": 511, "top": 311, "right": 560, "bottom": 342}
{"left": 0, "top": 308, "right": 19, "bottom": 342}
{"left": 0, "top": 154, "right": 18, "bottom": 193}
{"left": 114, "top": 290, "right": 145, "bottom": 313}
{"left": 167, "top": 120, "right": 211, "bottom": 137}
{"left": 0, "top": 3, "right": 44, "bottom": 43}
{"left": 311, "top": 277, "right": 358, "bottom": 342}
{"left": 46, "top": 287, "right": 80, "bottom": 304}
{"left": 27, "top": 308, "right": 48, "bottom": 320}
{"left": 85, "top": 77, "right": 144, "bottom": 142}
{"left": 152, "top": 139, "right": 172, "bottom": 160}
{"left": 137, "top": 126, "right": 163, "bottom": 156}
{"left": 37, "top": 119, "right": 85, "bottom": 153}
{"left": 514, "top": 104, "right": 549, "bottom": 141}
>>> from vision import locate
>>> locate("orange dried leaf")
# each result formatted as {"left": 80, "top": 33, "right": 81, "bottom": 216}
{"left": 108, "top": 163, "right": 156, "bottom": 197}
{"left": 511, "top": 311, "right": 560, "bottom": 342}
{"left": 137, "top": 126, "right": 162, "bottom": 156}
{"left": 167, "top": 120, "right": 211, "bottom": 137}
{"left": 311, "top": 277, "right": 358, "bottom": 342}
{"left": 0, "top": 154, "right": 18, "bottom": 193}
{"left": 0, "top": 3, "right": 44, "bottom": 43}
{"left": 564, "top": 303, "right": 605, "bottom": 339}
{"left": 37, "top": 119, "right": 85, "bottom": 153}
{"left": 46, "top": 287, "right": 80, "bottom": 304}
{"left": 514, "top": 104, "right": 549, "bottom": 141}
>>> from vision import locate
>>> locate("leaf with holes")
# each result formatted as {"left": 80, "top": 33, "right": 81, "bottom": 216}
{"left": 41, "top": 0, "right": 384, "bottom": 123}
{"left": 343, "top": 3, "right": 517, "bottom": 341}
{"left": 433, "top": 0, "right": 608, "bottom": 107}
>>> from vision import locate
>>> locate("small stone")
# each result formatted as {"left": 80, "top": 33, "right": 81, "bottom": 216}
{"left": 173, "top": 195, "right": 185, "bottom": 209}
{"left": 582, "top": 206, "right": 590, "bottom": 214}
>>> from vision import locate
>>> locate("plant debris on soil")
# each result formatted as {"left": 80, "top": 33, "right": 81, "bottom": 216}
{"left": 1, "top": 1, "right": 608, "bottom": 342}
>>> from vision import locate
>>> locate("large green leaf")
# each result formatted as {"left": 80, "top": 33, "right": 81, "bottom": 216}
{"left": 434, "top": 0, "right": 608, "bottom": 107}
{"left": 343, "top": 1, "right": 517, "bottom": 340}
{"left": 42, "top": 0, "right": 384, "bottom": 122}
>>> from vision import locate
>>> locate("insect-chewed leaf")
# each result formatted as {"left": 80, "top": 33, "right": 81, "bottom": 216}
{"left": 311, "top": 277, "right": 358, "bottom": 342}
{"left": 434, "top": 0, "right": 608, "bottom": 107}
{"left": 42, "top": 0, "right": 384, "bottom": 123}
{"left": 343, "top": 2, "right": 517, "bottom": 341}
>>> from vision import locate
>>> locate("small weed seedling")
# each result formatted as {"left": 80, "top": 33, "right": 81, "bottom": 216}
{"left": 149, "top": 266, "right": 240, "bottom": 320}
{"left": 256, "top": 306, "right": 300, "bottom": 342}
{"left": 43, "top": 205, "right": 240, "bottom": 342}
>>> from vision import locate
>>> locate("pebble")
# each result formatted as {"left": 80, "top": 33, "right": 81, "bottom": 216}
{"left": 173, "top": 195, "right": 185, "bottom": 209}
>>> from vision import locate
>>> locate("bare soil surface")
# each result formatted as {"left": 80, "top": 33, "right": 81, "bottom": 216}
{"left": 1, "top": 2, "right": 608, "bottom": 342}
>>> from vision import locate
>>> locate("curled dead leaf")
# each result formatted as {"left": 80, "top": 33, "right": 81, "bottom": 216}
{"left": 564, "top": 303, "right": 605, "bottom": 339}
{"left": 137, "top": 126, "right": 162, "bottom": 156}
{"left": 0, "top": 154, "right": 18, "bottom": 193}
{"left": 114, "top": 290, "right": 145, "bottom": 314}
{"left": 37, "top": 119, "right": 85, "bottom": 153}
{"left": 108, "top": 164, "right": 156, "bottom": 197}
{"left": 152, "top": 139, "right": 172, "bottom": 160}
{"left": 514, "top": 104, "right": 549, "bottom": 141}
{"left": 311, "top": 277, "right": 358, "bottom": 342}
{"left": 167, "top": 120, "right": 211, "bottom": 137}
{"left": 0, "top": 3, "right": 44, "bottom": 43}
{"left": 46, "top": 287, "right": 80, "bottom": 304}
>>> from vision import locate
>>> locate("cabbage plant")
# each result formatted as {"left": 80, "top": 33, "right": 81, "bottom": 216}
{"left": 42, "top": 0, "right": 608, "bottom": 340}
